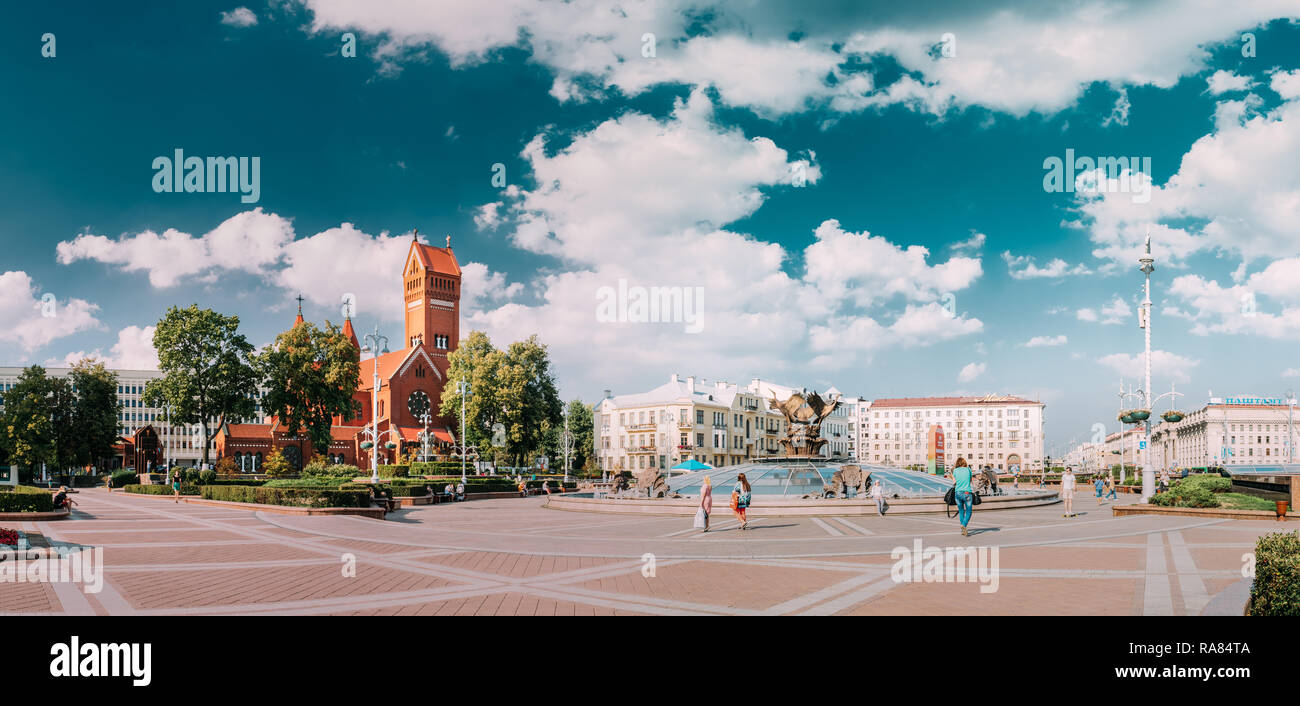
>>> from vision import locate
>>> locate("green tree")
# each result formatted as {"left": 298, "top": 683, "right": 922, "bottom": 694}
{"left": 256, "top": 320, "right": 360, "bottom": 461}
{"left": 439, "top": 332, "right": 562, "bottom": 467}
{"left": 68, "top": 359, "right": 121, "bottom": 472}
{"left": 141, "top": 305, "right": 261, "bottom": 468}
{"left": 440, "top": 331, "right": 506, "bottom": 451}
{"left": 263, "top": 449, "right": 291, "bottom": 478}
{"left": 0, "top": 366, "right": 56, "bottom": 473}
{"left": 49, "top": 376, "right": 78, "bottom": 473}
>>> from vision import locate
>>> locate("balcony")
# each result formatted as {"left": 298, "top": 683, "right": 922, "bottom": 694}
{"left": 628, "top": 423, "right": 655, "bottom": 431}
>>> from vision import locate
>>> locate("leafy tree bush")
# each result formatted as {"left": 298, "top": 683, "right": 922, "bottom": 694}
{"left": 263, "top": 450, "right": 292, "bottom": 478}
{"left": 110, "top": 470, "right": 137, "bottom": 488}
{"left": 1248, "top": 531, "right": 1300, "bottom": 616}
{"left": 215, "top": 457, "right": 238, "bottom": 477}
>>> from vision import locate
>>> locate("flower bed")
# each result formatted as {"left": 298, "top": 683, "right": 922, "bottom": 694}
{"left": 0, "top": 528, "right": 19, "bottom": 546}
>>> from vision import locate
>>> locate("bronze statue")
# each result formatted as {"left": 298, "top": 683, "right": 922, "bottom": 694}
{"left": 768, "top": 389, "right": 841, "bottom": 457}
{"left": 826, "top": 464, "right": 869, "bottom": 498}
{"left": 631, "top": 468, "right": 670, "bottom": 498}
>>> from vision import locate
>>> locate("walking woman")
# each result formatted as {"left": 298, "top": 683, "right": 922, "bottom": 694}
{"left": 953, "top": 457, "right": 974, "bottom": 537}
{"left": 1060, "top": 466, "right": 1076, "bottom": 517}
{"left": 731, "top": 473, "right": 752, "bottom": 530}
{"left": 871, "top": 477, "right": 886, "bottom": 516}
{"left": 699, "top": 475, "right": 713, "bottom": 531}
{"left": 171, "top": 469, "right": 182, "bottom": 503}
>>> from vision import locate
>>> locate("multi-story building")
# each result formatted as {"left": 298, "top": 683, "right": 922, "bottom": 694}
{"left": 0, "top": 366, "right": 263, "bottom": 468}
{"left": 595, "top": 375, "right": 862, "bottom": 473}
{"left": 1062, "top": 440, "right": 1106, "bottom": 472}
{"left": 1149, "top": 398, "right": 1299, "bottom": 470}
{"left": 863, "top": 395, "right": 1046, "bottom": 471}
{"left": 1102, "top": 428, "right": 1147, "bottom": 471}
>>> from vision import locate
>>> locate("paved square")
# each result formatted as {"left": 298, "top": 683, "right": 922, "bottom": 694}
{"left": 1, "top": 488, "right": 1279, "bottom": 615}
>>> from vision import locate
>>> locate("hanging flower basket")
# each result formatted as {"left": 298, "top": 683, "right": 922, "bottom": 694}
{"left": 1118, "top": 411, "right": 1135, "bottom": 424}
{"left": 384, "top": 442, "right": 397, "bottom": 450}
{"left": 1161, "top": 410, "right": 1185, "bottom": 423}
{"left": 1119, "top": 409, "right": 1150, "bottom": 424}
{"left": 1131, "top": 409, "right": 1151, "bottom": 421}
{"left": 360, "top": 441, "right": 374, "bottom": 450}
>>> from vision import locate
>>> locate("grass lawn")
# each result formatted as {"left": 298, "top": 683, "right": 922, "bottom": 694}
{"left": 1217, "top": 493, "right": 1284, "bottom": 511}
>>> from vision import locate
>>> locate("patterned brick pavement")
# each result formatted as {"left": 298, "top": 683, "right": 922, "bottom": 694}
{"left": 0, "top": 488, "right": 1279, "bottom": 615}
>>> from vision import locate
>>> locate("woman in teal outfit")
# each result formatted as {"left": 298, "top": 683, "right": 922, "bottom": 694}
{"left": 952, "top": 457, "right": 974, "bottom": 536}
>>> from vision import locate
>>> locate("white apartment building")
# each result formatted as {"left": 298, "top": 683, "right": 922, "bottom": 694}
{"left": 595, "top": 375, "right": 861, "bottom": 473}
{"left": 864, "top": 395, "right": 1046, "bottom": 471}
{"left": 1102, "top": 428, "right": 1147, "bottom": 470}
{"left": 0, "top": 366, "right": 266, "bottom": 468}
{"left": 1062, "top": 441, "right": 1106, "bottom": 471}
{"left": 1149, "top": 399, "right": 1300, "bottom": 469}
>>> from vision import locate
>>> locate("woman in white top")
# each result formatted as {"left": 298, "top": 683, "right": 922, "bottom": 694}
{"left": 1060, "top": 466, "right": 1076, "bottom": 518}
{"left": 870, "top": 478, "right": 885, "bottom": 516}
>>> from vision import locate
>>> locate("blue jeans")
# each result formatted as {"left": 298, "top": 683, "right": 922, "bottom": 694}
{"left": 1105, "top": 488, "right": 1117, "bottom": 499}
{"left": 956, "top": 491, "right": 973, "bottom": 527}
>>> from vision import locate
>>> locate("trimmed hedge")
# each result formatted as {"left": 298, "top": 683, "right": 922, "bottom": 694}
{"left": 124, "top": 483, "right": 199, "bottom": 496}
{"left": 377, "top": 464, "right": 409, "bottom": 478}
{"left": 200, "top": 485, "right": 371, "bottom": 508}
{"left": 263, "top": 477, "right": 350, "bottom": 488}
{"left": 202, "top": 478, "right": 269, "bottom": 487}
{"left": 110, "top": 470, "right": 138, "bottom": 488}
{"left": 0, "top": 485, "right": 54, "bottom": 512}
{"left": 1248, "top": 531, "right": 1300, "bottom": 616}
{"left": 1151, "top": 474, "right": 1231, "bottom": 508}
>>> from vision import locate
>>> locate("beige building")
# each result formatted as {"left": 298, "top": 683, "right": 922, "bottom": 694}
{"left": 864, "top": 395, "right": 1046, "bottom": 471}
{"left": 1149, "top": 399, "right": 1299, "bottom": 469}
{"left": 595, "top": 375, "right": 861, "bottom": 473}
{"left": 1102, "top": 427, "right": 1147, "bottom": 471}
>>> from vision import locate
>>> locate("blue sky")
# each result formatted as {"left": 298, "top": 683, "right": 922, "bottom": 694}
{"left": 3, "top": 1, "right": 1300, "bottom": 451}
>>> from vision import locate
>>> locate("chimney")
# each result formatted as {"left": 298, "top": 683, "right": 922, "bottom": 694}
{"left": 670, "top": 373, "right": 678, "bottom": 383}
{"left": 686, "top": 376, "right": 695, "bottom": 393}
{"left": 603, "top": 389, "right": 612, "bottom": 399}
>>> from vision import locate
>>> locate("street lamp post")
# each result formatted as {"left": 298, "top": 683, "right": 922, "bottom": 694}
{"left": 360, "top": 326, "right": 390, "bottom": 484}
{"left": 1287, "top": 389, "right": 1296, "bottom": 464}
{"left": 562, "top": 406, "right": 573, "bottom": 484}
{"left": 457, "top": 379, "right": 469, "bottom": 484}
{"left": 419, "top": 410, "right": 431, "bottom": 463}
{"left": 1139, "top": 229, "right": 1156, "bottom": 501}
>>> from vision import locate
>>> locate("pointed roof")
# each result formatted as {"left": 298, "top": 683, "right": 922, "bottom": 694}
{"left": 408, "top": 236, "right": 461, "bottom": 277}
{"left": 342, "top": 316, "right": 359, "bottom": 349}
{"left": 294, "top": 294, "right": 305, "bottom": 326}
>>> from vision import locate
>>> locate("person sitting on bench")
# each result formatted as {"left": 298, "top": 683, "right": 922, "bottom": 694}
{"left": 52, "top": 486, "right": 78, "bottom": 512}
{"left": 455, "top": 482, "right": 466, "bottom": 502}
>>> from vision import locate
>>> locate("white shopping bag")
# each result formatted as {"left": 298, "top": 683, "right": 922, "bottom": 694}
{"left": 693, "top": 508, "right": 706, "bottom": 529}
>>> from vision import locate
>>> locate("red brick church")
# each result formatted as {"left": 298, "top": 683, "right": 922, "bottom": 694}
{"left": 215, "top": 233, "right": 462, "bottom": 472}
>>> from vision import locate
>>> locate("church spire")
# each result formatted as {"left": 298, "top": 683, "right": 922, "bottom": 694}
{"left": 446, "top": 233, "right": 452, "bottom": 249}
{"left": 294, "top": 294, "right": 304, "bottom": 325}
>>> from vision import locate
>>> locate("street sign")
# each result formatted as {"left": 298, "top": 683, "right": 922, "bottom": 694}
{"left": 1138, "top": 441, "right": 1147, "bottom": 450}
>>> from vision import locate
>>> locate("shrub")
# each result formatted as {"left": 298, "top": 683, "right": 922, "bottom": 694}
{"left": 263, "top": 477, "right": 349, "bottom": 488}
{"left": 200, "top": 485, "right": 370, "bottom": 508}
{"left": 0, "top": 485, "right": 54, "bottom": 512}
{"left": 377, "top": 464, "right": 409, "bottom": 478}
{"left": 1248, "top": 531, "right": 1300, "bottom": 616}
{"left": 123, "top": 483, "right": 199, "bottom": 496}
{"left": 202, "top": 478, "right": 268, "bottom": 487}
{"left": 263, "top": 450, "right": 293, "bottom": 478}
{"left": 302, "top": 461, "right": 362, "bottom": 479}
{"left": 110, "top": 470, "right": 138, "bottom": 488}
{"left": 215, "top": 456, "right": 238, "bottom": 477}
{"left": 182, "top": 468, "right": 202, "bottom": 485}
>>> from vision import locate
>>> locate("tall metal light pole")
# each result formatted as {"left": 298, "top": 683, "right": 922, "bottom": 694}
{"left": 1287, "top": 389, "right": 1296, "bottom": 464}
{"left": 361, "top": 326, "right": 389, "bottom": 483}
{"left": 458, "top": 379, "right": 469, "bottom": 484}
{"left": 562, "top": 405, "right": 574, "bottom": 484}
{"left": 1139, "top": 228, "right": 1156, "bottom": 501}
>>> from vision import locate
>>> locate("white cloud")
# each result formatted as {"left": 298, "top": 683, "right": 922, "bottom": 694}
{"left": 1100, "top": 295, "right": 1132, "bottom": 324}
{"left": 220, "top": 7, "right": 258, "bottom": 27}
{"left": 48, "top": 325, "right": 159, "bottom": 370}
{"left": 1097, "top": 349, "right": 1200, "bottom": 383}
{"left": 948, "top": 231, "right": 986, "bottom": 253}
{"left": 1024, "top": 335, "right": 1067, "bottom": 347}
{"left": 958, "top": 362, "right": 986, "bottom": 383}
{"left": 1206, "top": 69, "right": 1254, "bottom": 95}
{"left": 1002, "top": 251, "right": 1091, "bottom": 279}
{"left": 292, "top": 0, "right": 1300, "bottom": 118}
{"left": 806, "top": 220, "right": 982, "bottom": 307}
{"left": 0, "top": 271, "right": 101, "bottom": 352}
{"left": 1076, "top": 308, "right": 1098, "bottom": 322}
{"left": 56, "top": 208, "right": 294, "bottom": 288}
{"left": 1283, "top": 368, "right": 1300, "bottom": 378}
